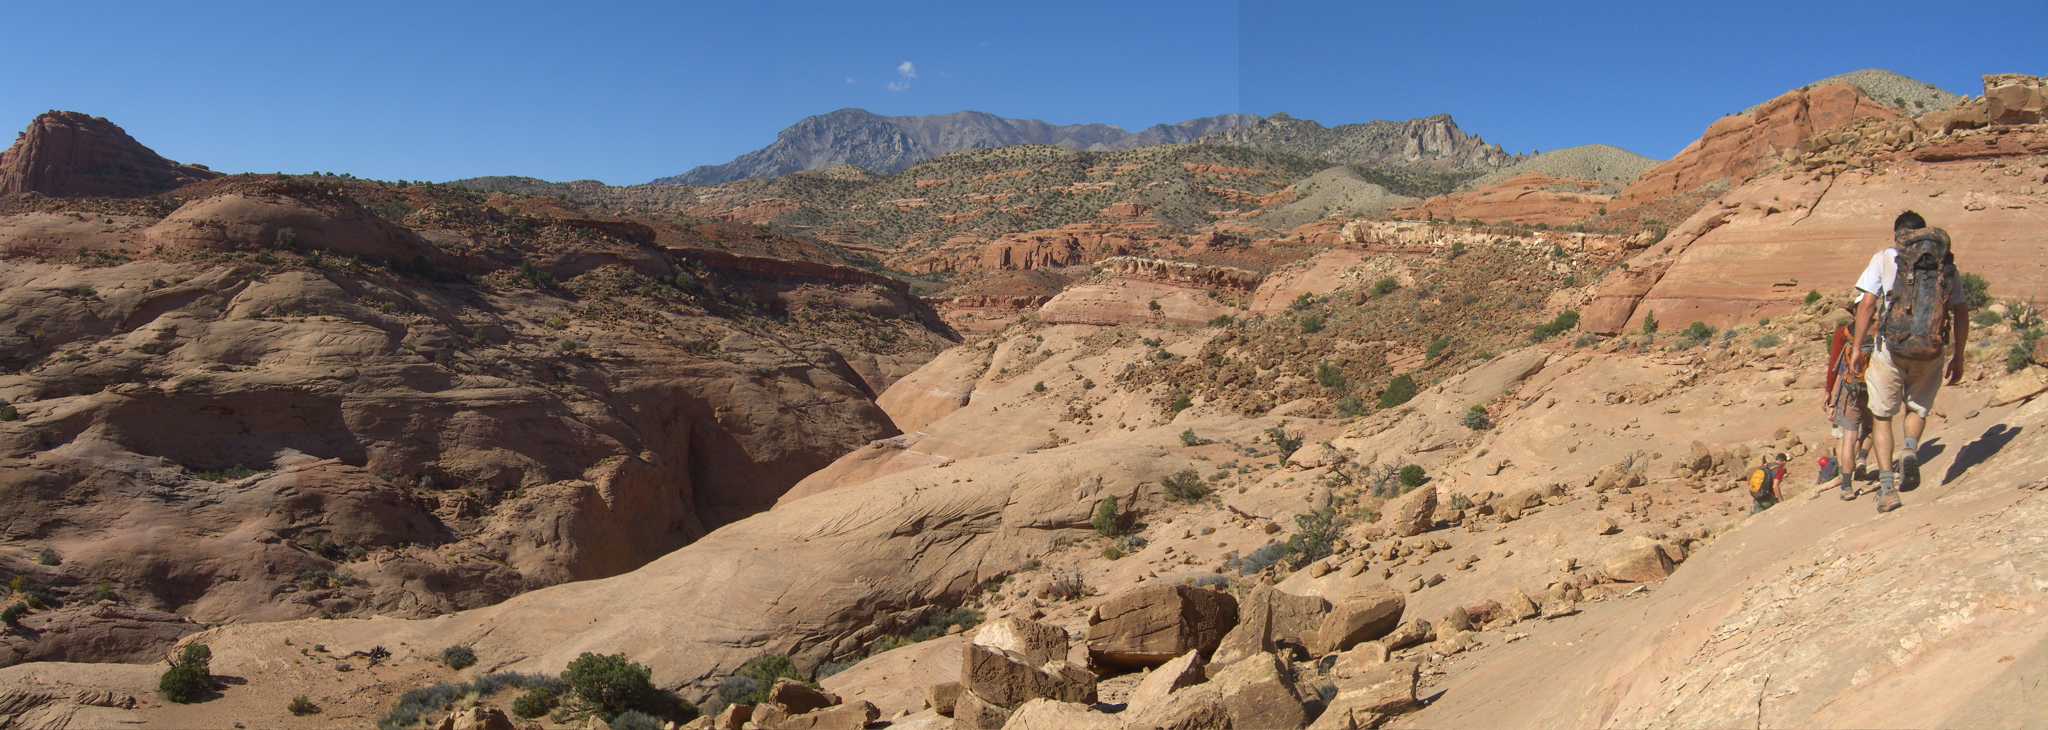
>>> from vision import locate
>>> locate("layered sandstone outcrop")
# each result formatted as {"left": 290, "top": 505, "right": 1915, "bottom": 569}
{"left": 1614, "top": 82, "right": 1900, "bottom": 207}
{"left": 1392, "top": 172, "right": 1616, "bottom": 227}
{"left": 0, "top": 112, "right": 220, "bottom": 198}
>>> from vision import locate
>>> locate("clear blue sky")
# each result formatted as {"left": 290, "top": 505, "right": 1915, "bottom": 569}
{"left": 4, "top": 1, "right": 2041, "bottom": 185}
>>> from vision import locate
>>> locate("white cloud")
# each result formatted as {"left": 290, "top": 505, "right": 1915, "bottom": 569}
{"left": 846, "top": 77, "right": 856, "bottom": 84}
{"left": 896, "top": 61, "right": 917, "bottom": 79}
{"left": 887, "top": 81, "right": 910, "bottom": 92}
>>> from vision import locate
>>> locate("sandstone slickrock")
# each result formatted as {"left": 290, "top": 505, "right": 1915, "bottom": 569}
{"left": 1379, "top": 620, "right": 1436, "bottom": 652}
{"left": 974, "top": 617, "right": 1073, "bottom": 667}
{"left": 1332, "top": 641, "right": 1390, "bottom": 679}
{"left": 0, "top": 111, "right": 221, "bottom": 198}
{"left": 1085, "top": 584, "right": 1239, "bottom": 669}
{"left": 1307, "top": 661, "right": 1419, "bottom": 730}
{"left": 1615, "top": 82, "right": 1899, "bottom": 207}
{"left": 769, "top": 677, "right": 841, "bottom": 715}
{"left": 1308, "top": 584, "right": 1406, "bottom": 656}
{"left": 958, "top": 642, "right": 1095, "bottom": 710}
{"left": 772, "top": 700, "right": 878, "bottom": 730}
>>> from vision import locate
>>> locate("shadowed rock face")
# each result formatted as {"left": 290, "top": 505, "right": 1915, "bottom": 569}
{"left": 0, "top": 112, "right": 220, "bottom": 198}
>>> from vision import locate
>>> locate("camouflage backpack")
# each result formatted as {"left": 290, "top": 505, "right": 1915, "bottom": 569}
{"left": 1879, "top": 227, "right": 1959, "bottom": 361}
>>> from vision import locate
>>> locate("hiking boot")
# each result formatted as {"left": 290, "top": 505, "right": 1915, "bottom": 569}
{"left": 1899, "top": 452, "right": 1921, "bottom": 492}
{"left": 1875, "top": 472, "right": 1902, "bottom": 513}
{"left": 1838, "top": 475, "right": 1857, "bottom": 501}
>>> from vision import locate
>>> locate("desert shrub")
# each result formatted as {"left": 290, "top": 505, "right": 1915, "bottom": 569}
{"left": 1169, "top": 393, "right": 1193, "bottom": 415}
{"left": 1805, "top": 290, "right": 1822, "bottom": 305}
{"left": 1, "top": 602, "right": 25, "bottom": 627}
{"left": 1333, "top": 395, "right": 1367, "bottom": 418}
{"left": 1093, "top": 495, "right": 1122, "bottom": 537}
{"left": 1972, "top": 309, "right": 2004, "bottom": 327}
{"left": 1373, "top": 277, "right": 1400, "bottom": 296}
{"left": 474, "top": 671, "right": 562, "bottom": 696}
{"left": 609, "top": 711, "right": 665, "bottom": 730}
{"left": 1314, "top": 362, "right": 1346, "bottom": 390}
{"left": 2010, "top": 327, "right": 2044, "bottom": 372}
{"left": 1290, "top": 292, "right": 1316, "bottom": 311}
{"left": 1640, "top": 310, "right": 1658, "bottom": 335}
{"left": 1081, "top": 378, "right": 1095, "bottom": 390}
{"left": 1299, "top": 315, "right": 1324, "bottom": 334}
{"left": 1530, "top": 310, "right": 1580, "bottom": 341}
{"left": 814, "top": 661, "right": 857, "bottom": 680}
{"left": 1265, "top": 426, "right": 1303, "bottom": 463}
{"left": 379, "top": 682, "right": 471, "bottom": 729}
{"left": 1285, "top": 508, "right": 1340, "bottom": 568}
{"left": 1148, "top": 300, "right": 1162, "bottom": 312}
{"left": 1572, "top": 333, "right": 1599, "bottom": 348}
{"left": 908, "top": 608, "right": 983, "bottom": 642}
{"left": 1961, "top": 272, "right": 1991, "bottom": 309}
{"left": 1449, "top": 492, "right": 1475, "bottom": 511}
{"left": 1103, "top": 543, "right": 1125, "bottom": 560}
{"left": 1207, "top": 314, "right": 1235, "bottom": 327}
{"left": 90, "top": 581, "right": 115, "bottom": 603}
{"left": 1683, "top": 321, "right": 1715, "bottom": 342}
{"left": 1378, "top": 374, "right": 1418, "bottom": 409}
{"left": 289, "top": 695, "right": 320, "bottom": 716}
{"left": 1426, "top": 338, "right": 1448, "bottom": 360}
{"left": 562, "top": 652, "right": 659, "bottom": 721}
{"left": 440, "top": 644, "right": 477, "bottom": 670}
{"left": 513, "top": 687, "right": 561, "bottom": 719}
{"left": 36, "top": 549, "right": 57, "bottom": 566}
{"left": 715, "top": 675, "right": 763, "bottom": 706}
{"left": 1179, "top": 429, "right": 1203, "bottom": 447}
{"left": 1447, "top": 241, "right": 1466, "bottom": 259}
{"left": 1033, "top": 381, "right": 1046, "bottom": 393}
{"left": 1462, "top": 405, "right": 1492, "bottom": 430}
{"left": 1162, "top": 468, "right": 1210, "bottom": 502}
{"left": 1236, "top": 543, "right": 1288, "bottom": 575}
{"left": 558, "top": 339, "right": 579, "bottom": 351}
{"left": 159, "top": 644, "right": 213, "bottom": 704}
{"left": 1550, "top": 243, "right": 1567, "bottom": 259}
{"left": 1398, "top": 465, "right": 1426, "bottom": 488}
{"left": 1752, "top": 333, "right": 1784, "bottom": 349}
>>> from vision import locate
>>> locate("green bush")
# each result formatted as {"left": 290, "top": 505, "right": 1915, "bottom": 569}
{"left": 1972, "top": 309, "right": 2004, "bottom": 327}
{"left": 0, "top": 404, "right": 17, "bottom": 421}
{"left": 1207, "top": 314, "right": 1235, "bottom": 327}
{"left": 289, "top": 695, "right": 320, "bottom": 716}
{"left": 1161, "top": 468, "right": 1210, "bottom": 503}
{"left": 1640, "top": 310, "right": 1658, "bottom": 335}
{"left": 1805, "top": 290, "right": 1822, "bottom": 306}
{"left": 513, "top": 687, "right": 560, "bottom": 718}
{"left": 1961, "top": 272, "right": 1991, "bottom": 309}
{"left": 440, "top": 645, "right": 477, "bottom": 670}
{"left": 561, "top": 652, "right": 659, "bottom": 721}
{"left": 1168, "top": 393, "right": 1193, "bottom": 415}
{"left": 1265, "top": 426, "right": 1303, "bottom": 463}
{"left": 1315, "top": 362, "right": 1345, "bottom": 390}
{"left": 1398, "top": 465, "right": 1426, "bottom": 488}
{"left": 1333, "top": 395, "right": 1367, "bottom": 418}
{"left": 1531, "top": 310, "right": 1580, "bottom": 342}
{"left": 1285, "top": 508, "right": 1340, "bottom": 568}
{"left": 1373, "top": 278, "right": 1400, "bottom": 296}
{"left": 1290, "top": 293, "right": 1316, "bottom": 311}
{"left": 610, "top": 711, "right": 665, "bottom": 730}
{"left": 1147, "top": 300, "right": 1162, "bottom": 312}
{"left": 1378, "top": 374, "right": 1418, "bottom": 409}
{"left": 1093, "top": 495, "right": 1122, "bottom": 537}
{"left": 1462, "top": 405, "right": 1492, "bottom": 430}
{"left": 1752, "top": 333, "right": 1784, "bottom": 349}
{"left": 1, "top": 602, "right": 25, "bottom": 627}
{"left": 159, "top": 644, "right": 213, "bottom": 704}
{"left": 1033, "top": 381, "right": 1046, "bottom": 393}
{"left": 1683, "top": 321, "right": 1715, "bottom": 341}
{"left": 1425, "top": 338, "right": 1448, "bottom": 360}
{"left": 1179, "top": 429, "right": 1202, "bottom": 447}
{"left": 1299, "top": 315, "right": 1324, "bottom": 334}
{"left": 37, "top": 549, "right": 58, "bottom": 566}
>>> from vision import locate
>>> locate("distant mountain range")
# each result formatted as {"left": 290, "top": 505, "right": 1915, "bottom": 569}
{"left": 653, "top": 109, "right": 1263, "bottom": 185}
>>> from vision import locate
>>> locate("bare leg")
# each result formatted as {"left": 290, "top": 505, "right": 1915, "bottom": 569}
{"left": 1873, "top": 416, "right": 1895, "bottom": 473}
{"left": 1902, "top": 411, "right": 1927, "bottom": 451}
{"left": 1834, "top": 430, "right": 1858, "bottom": 494}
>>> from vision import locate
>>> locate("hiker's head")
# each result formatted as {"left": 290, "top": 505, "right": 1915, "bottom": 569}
{"left": 1894, "top": 210, "right": 1927, "bottom": 232}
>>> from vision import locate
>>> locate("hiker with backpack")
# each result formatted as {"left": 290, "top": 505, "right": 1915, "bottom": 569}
{"left": 1821, "top": 321, "right": 1874, "bottom": 498}
{"left": 1748, "top": 453, "right": 1787, "bottom": 513}
{"left": 1849, "top": 211, "right": 1970, "bottom": 513}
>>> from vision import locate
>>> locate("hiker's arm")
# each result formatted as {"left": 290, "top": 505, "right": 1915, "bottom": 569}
{"left": 1851, "top": 295, "right": 1878, "bottom": 370}
{"left": 1947, "top": 302, "right": 1970, "bottom": 384}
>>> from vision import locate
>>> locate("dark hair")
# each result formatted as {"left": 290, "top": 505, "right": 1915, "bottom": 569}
{"left": 1894, "top": 210, "right": 1926, "bottom": 231}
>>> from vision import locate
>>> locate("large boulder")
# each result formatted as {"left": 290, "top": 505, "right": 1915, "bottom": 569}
{"left": 1305, "top": 661, "right": 1420, "bottom": 730}
{"left": 770, "top": 701, "right": 878, "bottom": 730}
{"left": 1309, "top": 584, "right": 1406, "bottom": 656}
{"left": 436, "top": 707, "right": 515, "bottom": 730}
{"left": 958, "top": 642, "right": 1095, "bottom": 710}
{"left": 1383, "top": 486, "right": 1437, "bottom": 538}
{"left": 1603, "top": 543, "right": 1676, "bottom": 583}
{"left": 975, "top": 617, "right": 1072, "bottom": 667}
{"left": 1212, "top": 583, "right": 1331, "bottom": 666}
{"left": 952, "top": 690, "right": 1011, "bottom": 730}
{"left": 768, "top": 677, "right": 841, "bottom": 715}
{"left": 1208, "top": 651, "right": 1307, "bottom": 730}
{"left": 1085, "top": 584, "right": 1239, "bottom": 669}
{"left": 1124, "top": 650, "right": 1208, "bottom": 715}
{"left": 1001, "top": 698, "right": 1121, "bottom": 730}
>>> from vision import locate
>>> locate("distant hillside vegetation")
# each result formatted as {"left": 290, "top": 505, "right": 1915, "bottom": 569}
{"left": 651, "top": 109, "right": 1263, "bottom": 185}
{"left": 1464, "top": 144, "right": 1660, "bottom": 190}
{"left": 1741, "top": 68, "right": 1963, "bottom": 117}
{"left": 1194, "top": 112, "right": 1524, "bottom": 176}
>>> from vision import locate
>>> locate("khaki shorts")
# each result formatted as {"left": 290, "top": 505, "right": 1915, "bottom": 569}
{"left": 1865, "top": 345, "right": 1944, "bottom": 419}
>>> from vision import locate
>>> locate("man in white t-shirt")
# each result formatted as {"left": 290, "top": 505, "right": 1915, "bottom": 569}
{"left": 1849, "top": 210, "right": 1970, "bottom": 513}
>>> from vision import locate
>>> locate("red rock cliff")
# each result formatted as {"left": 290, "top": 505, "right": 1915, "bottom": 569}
{"left": 0, "top": 111, "right": 222, "bottom": 198}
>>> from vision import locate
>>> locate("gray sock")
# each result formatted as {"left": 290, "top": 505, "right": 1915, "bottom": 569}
{"left": 1903, "top": 436, "right": 1919, "bottom": 452}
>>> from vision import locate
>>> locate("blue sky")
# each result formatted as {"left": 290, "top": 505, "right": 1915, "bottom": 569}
{"left": 3, "top": 1, "right": 2040, "bottom": 185}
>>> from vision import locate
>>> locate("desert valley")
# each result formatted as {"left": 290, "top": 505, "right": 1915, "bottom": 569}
{"left": 1, "top": 68, "right": 2046, "bottom": 729}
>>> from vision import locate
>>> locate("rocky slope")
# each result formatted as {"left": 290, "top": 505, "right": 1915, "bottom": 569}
{"left": 1196, "top": 112, "right": 1525, "bottom": 176}
{"left": 0, "top": 121, "right": 958, "bottom": 661}
{"left": 0, "top": 112, "right": 220, "bottom": 198}
{"left": 1463, "top": 144, "right": 1659, "bottom": 189}
{"left": 1741, "top": 68, "right": 1964, "bottom": 117}
{"left": 652, "top": 109, "right": 1263, "bottom": 185}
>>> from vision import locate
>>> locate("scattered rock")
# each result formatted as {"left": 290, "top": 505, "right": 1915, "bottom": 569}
{"left": 1124, "top": 650, "right": 1208, "bottom": 715}
{"left": 769, "top": 677, "right": 841, "bottom": 715}
{"left": 1209, "top": 651, "right": 1307, "bottom": 730}
{"left": 436, "top": 707, "right": 515, "bottom": 730}
{"left": 1307, "top": 661, "right": 1420, "bottom": 730}
{"left": 1603, "top": 543, "right": 1676, "bottom": 583}
{"left": 1309, "top": 584, "right": 1406, "bottom": 655}
{"left": 958, "top": 642, "right": 1096, "bottom": 709}
{"left": 976, "top": 617, "right": 1072, "bottom": 667}
{"left": 1212, "top": 582, "right": 1331, "bottom": 666}
{"left": 1001, "top": 698, "right": 1120, "bottom": 730}
{"left": 922, "top": 682, "right": 962, "bottom": 715}
{"left": 1384, "top": 486, "right": 1438, "bottom": 537}
{"left": 1379, "top": 620, "right": 1436, "bottom": 651}
{"left": 773, "top": 701, "right": 878, "bottom": 730}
